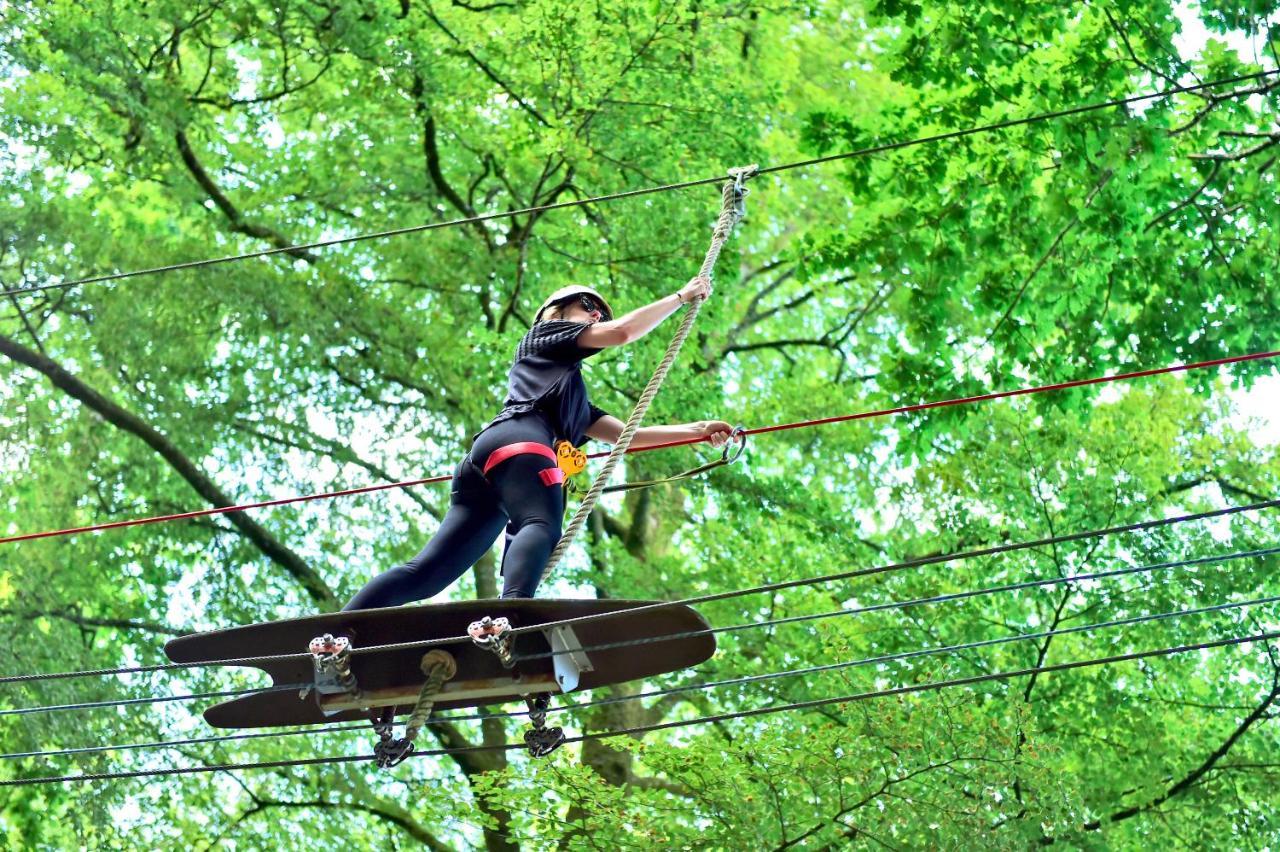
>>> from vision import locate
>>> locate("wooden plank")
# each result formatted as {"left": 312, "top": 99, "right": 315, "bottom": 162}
{"left": 167, "top": 598, "right": 715, "bottom": 729}
{"left": 317, "top": 672, "right": 559, "bottom": 713}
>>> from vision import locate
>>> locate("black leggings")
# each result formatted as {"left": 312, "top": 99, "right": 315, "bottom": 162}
{"left": 343, "top": 414, "right": 565, "bottom": 610}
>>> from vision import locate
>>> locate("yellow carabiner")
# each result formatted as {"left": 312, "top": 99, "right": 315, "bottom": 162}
{"left": 555, "top": 440, "right": 587, "bottom": 477}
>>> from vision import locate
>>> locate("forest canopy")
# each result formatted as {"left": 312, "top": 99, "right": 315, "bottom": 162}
{"left": 1, "top": 0, "right": 1279, "bottom": 848}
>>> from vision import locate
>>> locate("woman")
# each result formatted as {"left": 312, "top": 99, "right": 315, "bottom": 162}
{"left": 344, "top": 275, "right": 733, "bottom": 610}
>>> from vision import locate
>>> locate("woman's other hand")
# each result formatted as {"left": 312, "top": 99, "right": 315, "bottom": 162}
{"left": 677, "top": 275, "right": 712, "bottom": 304}
{"left": 691, "top": 419, "right": 734, "bottom": 447}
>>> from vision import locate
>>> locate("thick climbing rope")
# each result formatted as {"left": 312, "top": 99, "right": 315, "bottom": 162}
{"left": 367, "top": 649, "right": 460, "bottom": 767}
{"left": 401, "top": 650, "right": 457, "bottom": 743}
{"left": 541, "top": 167, "right": 756, "bottom": 575}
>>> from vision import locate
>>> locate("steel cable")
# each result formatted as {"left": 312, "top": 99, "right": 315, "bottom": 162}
{"left": 3, "top": 628, "right": 1276, "bottom": 786}
{"left": 0, "top": 683, "right": 308, "bottom": 719}
{"left": 2, "top": 498, "right": 1276, "bottom": 685}
{"left": 5, "top": 588, "right": 1278, "bottom": 763}
{"left": 502, "top": 499, "right": 1280, "bottom": 642}
{"left": 4, "top": 70, "right": 1275, "bottom": 299}
{"left": 511, "top": 545, "right": 1280, "bottom": 662}
{"left": 2, "top": 543, "right": 1273, "bottom": 718}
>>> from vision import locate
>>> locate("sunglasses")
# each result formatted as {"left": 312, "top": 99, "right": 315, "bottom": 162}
{"left": 574, "top": 294, "right": 610, "bottom": 321}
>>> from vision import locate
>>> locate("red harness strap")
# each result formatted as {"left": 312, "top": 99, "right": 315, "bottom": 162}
{"left": 482, "top": 441, "right": 558, "bottom": 477}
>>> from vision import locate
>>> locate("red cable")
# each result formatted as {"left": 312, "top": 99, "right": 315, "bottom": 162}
{"left": 3, "top": 349, "right": 1276, "bottom": 546}
{"left": 0, "top": 476, "right": 452, "bottom": 545}
{"left": 616, "top": 348, "right": 1280, "bottom": 455}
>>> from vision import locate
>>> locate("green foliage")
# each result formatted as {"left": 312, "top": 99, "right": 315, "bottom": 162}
{"left": 2, "top": 0, "right": 1279, "bottom": 848}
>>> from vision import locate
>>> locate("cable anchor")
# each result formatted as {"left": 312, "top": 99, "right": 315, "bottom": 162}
{"left": 371, "top": 650, "right": 458, "bottom": 769}
{"left": 372, "top": 707, "right": 413, "bottom": 768}
{"left": 523, "top": 693, "right": 565, "bottom": 758}
{"left": 307, "top": 634, "right": 360, "bottom": 700}
{"left": 468, "top": 616, "right": 515, "bottom": 668}
{"left": 727, "top": 164, "right": 759, "bottom": 219}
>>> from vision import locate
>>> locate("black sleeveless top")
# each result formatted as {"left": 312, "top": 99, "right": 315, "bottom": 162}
{"left": 482, "top": 321, "right": 610, "bottom": 446}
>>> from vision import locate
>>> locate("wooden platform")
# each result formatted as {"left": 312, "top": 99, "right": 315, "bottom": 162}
{"left": 164, "top": 598, "right": 715, "bottom": 729}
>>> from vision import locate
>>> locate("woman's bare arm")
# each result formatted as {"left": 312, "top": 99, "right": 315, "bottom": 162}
{"left": 585, "top": 415, "right": 733, "bottom": 448}
{"left": 577, "top": 276, "right": 711, "bottom": 349}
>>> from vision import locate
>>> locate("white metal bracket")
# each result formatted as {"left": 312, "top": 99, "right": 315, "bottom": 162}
{"left": 545, "top": 624, "right": 594, "bottom": 693}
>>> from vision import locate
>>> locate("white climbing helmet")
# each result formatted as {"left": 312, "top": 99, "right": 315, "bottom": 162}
{"left": 534, "top": 285, "right": 614, "bottom": 323}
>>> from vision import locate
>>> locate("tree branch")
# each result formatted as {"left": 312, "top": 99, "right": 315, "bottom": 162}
{"left": 423, "top": 7, "right": 551, "bottom": 128}
{"left": 1164, "top": 475, "right": 1273, "bottom": 504}
{"left": 1042, "top": 673, "right": 1280, "bottom": 842}
{"left": 1188, "top": 132, "right": 1280, "bottom": 163}
{"left": 0, "top": 333, "right": 338, "bottom": 608}
{"left": 983, "top": 167, "right": 1115, "bottom": 347}
{"left": 230, "top": 418, "right": 443, "bottom": 520}
{"left": 420, "top": 719, "right": 518, "bottom": 851}
{"left": 236, "top": 796, "right": 453, "bottom": 851}
{"left": 1144, "top": 159, "right": 1222, "bottom": 232}
{"left": 174, "top": 130, "right": 318, "bottom": 263}
{"left": 410, "top": 77, "right": 493, "bottom": 249}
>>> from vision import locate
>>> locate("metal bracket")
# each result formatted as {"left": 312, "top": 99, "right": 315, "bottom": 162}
{"left": 524, "top": 693, "right": 565, "bottom": 758}
{"left": 372, "top": 709, "right": 414, "bottom": 769}
{"left": 545, "top": 624, "right": 593, "bottom": 693}
{"left": 374, "top": 738, "right": 415, "bottom": 768}
{"left": 307, "top": 634, "right": 360, "bottom": 703}
{"left": 468, "top": 616, "right": 515, "bottom": 669}
{"left": 722, "top": 425, "right": 748, "bottom": 465}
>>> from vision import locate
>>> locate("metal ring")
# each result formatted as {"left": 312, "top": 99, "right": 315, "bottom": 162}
{"left": 721, "top": 426, "right": 748, "bottom": 464}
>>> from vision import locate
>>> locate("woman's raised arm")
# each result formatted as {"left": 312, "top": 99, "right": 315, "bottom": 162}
{"left": 577, "top": 275, "right": 711, "bottom": 349}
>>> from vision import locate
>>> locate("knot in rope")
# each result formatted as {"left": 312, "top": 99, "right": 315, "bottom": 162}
{"left": 403, "top": 649, "right": 458, "bottom": 743}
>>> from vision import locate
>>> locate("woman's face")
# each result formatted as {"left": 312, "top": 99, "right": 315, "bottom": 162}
{"left": 555, "top": 294, "right": 608, "bottom": 324}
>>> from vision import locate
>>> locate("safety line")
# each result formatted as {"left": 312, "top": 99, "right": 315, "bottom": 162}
{"left": 0, "top": 721, "right": 370, "bottom": 762}
{"left": 544, "top": 591, "right": 1280, "bottom": 716}
{"left": 510, "top": 544, "right": 1280, "bottom": 662}
{"left": 4, "top": 70, "right": 1274, "bottom": 300}
{"left": 7, "top": 588, "right": 1277, "bottom": 763}
{"left": 0, "top": 474, "right": 452, "bottom": 545}
{"left": 707, "top": 350, "right": 1280, "bottom": 443}
{"left": 8, "top": 544, "right": 1269, "bottom": 720}
{"left": 4, "top": 628, "right": 1276, "bottom": 786}
{"left": 2, "top": 498, "right": 1276, "bottom": 685}
{"left": 502, "top": 499, "right": 1280, "bottom": 642}
{"left": 4, "top": 348, "right": 1276, "bottom": 547}
{"left": 0, "top": 682, "right": 307, "bottom": 719}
